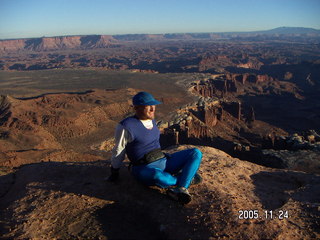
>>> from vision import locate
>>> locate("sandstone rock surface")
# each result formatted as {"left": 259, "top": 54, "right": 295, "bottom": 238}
{"left": 1, "top": 145, "right": 319, "bottom": 239}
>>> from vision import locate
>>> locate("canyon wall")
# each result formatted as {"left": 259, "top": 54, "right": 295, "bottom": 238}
{"left": 0, "top": 35, "right": 119, "bottom": 52}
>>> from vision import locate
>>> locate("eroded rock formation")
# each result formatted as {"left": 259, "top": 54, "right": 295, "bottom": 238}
{"left": 160, "top": 73, "right": 320, "bottom": 173}
{"left": 192, "top": 73, "right": 279, "bottom": 99}
{"left": 0, "top": 89, "right": 136, "bottom": 167}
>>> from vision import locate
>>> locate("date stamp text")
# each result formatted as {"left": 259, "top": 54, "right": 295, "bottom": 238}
{"left": 237, "top": 210, "right": 289, "bottom": 220}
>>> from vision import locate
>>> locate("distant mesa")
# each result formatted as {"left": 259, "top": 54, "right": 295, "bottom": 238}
{"left": 0, "top": 35, "right": 120, "bottom": 52}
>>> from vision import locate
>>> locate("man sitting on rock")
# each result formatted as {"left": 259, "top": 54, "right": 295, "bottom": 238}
{"left": 107, "top": 91, "right": 202, "bottom": 204}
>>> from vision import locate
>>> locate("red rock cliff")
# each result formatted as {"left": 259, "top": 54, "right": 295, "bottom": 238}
{"left": 0, "top": 35, "right": 119, "bottom": 52}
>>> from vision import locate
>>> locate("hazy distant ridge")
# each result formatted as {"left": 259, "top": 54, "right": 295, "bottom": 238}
{"left": 262, "top": 27, "right": 320, "bottom": 34}
{"left": 0, "top": 27, "right": 319, "bottom": 52}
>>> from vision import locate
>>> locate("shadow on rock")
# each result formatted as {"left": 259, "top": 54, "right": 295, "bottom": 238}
{"left": 251, "top": 170, "right": 320, "bottom": 235}
{"left": 0, "top": 161, "right": 212, "bottom": 239}
{"left": 95, "top": 201, "right": 167, "bottom": 240}
{"left": 251, "top": 170, "right": 320, "bottom": 210}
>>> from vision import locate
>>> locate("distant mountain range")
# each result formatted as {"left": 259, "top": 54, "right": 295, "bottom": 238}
{"left": 0, "top": 27, "right": 319, "bottom": 52}
{"left": 260, "top": 27, "right": 320, "bottom": 34}
{"left": 264, "top": 27, "right": 320, "bottom": 34}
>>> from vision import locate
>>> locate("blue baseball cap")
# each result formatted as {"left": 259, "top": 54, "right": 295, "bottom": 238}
{"left": 132, "top": 92, "right": 162, "bottom": 106}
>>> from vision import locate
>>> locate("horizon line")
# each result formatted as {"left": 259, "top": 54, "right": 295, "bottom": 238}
{"left": 1, "top": 26, "right": 320, "bottom": 41}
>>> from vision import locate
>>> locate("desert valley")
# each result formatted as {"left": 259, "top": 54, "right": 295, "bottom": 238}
{"left": 0, "top": 27, "right": 319, "bottom": 239}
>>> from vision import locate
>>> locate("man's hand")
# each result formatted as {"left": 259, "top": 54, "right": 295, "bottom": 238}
{"left": 107, "top": 166, "right": 120, "bottom": 182}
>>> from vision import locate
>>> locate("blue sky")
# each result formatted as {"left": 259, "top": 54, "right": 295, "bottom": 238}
{"left": 0, "top": 0, "right": 319, "bottom": 39}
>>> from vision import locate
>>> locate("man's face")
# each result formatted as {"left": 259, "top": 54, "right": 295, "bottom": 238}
{"left": 134, "top": 105, "right": 156, "bottom": 120}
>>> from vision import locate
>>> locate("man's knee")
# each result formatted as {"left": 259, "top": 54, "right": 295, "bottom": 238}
{"left": 191, "top": 148, "right": 202, "bottom": 161}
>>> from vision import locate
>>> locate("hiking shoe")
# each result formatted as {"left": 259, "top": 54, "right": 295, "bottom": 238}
{"left": 191, "top": 173, "right": 203, "bottom": 185}
{"left": 167, "top": 187, "right": 192, "bottom": 204}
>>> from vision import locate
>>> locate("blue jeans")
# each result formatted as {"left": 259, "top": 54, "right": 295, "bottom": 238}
{"left": 131, "top": 148, "right": 202, "bottom": 189}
